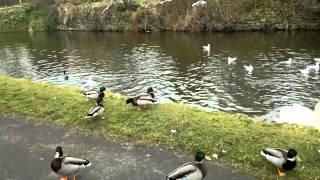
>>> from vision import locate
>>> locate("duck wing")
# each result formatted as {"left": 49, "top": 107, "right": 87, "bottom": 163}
{"left": 167, "top": 162, "right": 199, "bottom": 180}
{"left": 261, "top": 148, "right": 286, "bottom": 168}
{"left": 57, "top": 157, "right": 91, "bottom": 176}
{"left": 63, "top": 157, "right": 90, "bottom": 165}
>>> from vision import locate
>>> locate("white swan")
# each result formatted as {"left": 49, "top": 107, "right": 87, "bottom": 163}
{"left": 244, "top": 64, "right": 253, "bottom": 74}
{"left": 202, "top": 44, "right": 210, "bottom": 53}
{"left": 275, "top": 102, "right": 320, "bottom": 129}
{"left": 227, "top": 57, "right": 237, "bottom": 65}
{"left": 314, "top": 58, "right": 320, "bottom": 62}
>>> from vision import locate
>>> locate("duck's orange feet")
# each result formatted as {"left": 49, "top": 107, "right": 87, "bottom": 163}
{"left": 73, "top": 176, "right": 76, "bottom": 180}
{"left": 277, "top": 168, "right": 286, "bottom": 176}
{"left": 61, "top": 176, "right": 68, "bottom": 180}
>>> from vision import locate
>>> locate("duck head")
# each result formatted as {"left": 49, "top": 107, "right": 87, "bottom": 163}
{"left": 194, "top": 151, "right": 206, "bottom": 162}
{"left": 55, "top": 146, "right": 63, "bottom": 158}
{"left": 287, "top": 149, "right": 297, "bottom": 160}
{"left": 147, "top": 87, "right": 154, "bottom": 93}
{"left": 126, "top": 98, "right": 134, "bottom": 104}
{"left": 99, "top": 87, "right": 106, "bottom": 92}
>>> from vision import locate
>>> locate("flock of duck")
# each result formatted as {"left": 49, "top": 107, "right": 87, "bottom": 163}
{"left": 50, "top": 72, "right": 299, "bottom": 179}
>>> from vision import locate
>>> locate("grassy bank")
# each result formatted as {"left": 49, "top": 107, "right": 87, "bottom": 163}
{"left": 0, "top": 75, "right": 319, "bottom": 179}
{"left": 0, "top": 4, "right": 52, "bottom": 32}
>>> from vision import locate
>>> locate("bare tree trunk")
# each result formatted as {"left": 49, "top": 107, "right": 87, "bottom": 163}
{"left": 19, "top": 0, "right": 21, "bottom": 4}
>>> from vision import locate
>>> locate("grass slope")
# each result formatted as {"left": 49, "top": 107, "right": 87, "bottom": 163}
{"left": 0, "top": 75, "right": 319, "bottom": 179}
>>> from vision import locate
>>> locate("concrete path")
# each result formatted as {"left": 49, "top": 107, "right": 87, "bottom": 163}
{"left": 0, "top": 115, "right": 254, "bottom": 180}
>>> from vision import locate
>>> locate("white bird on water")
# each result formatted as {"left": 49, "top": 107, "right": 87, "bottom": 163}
{"left": 284, "top": 58, "right": 292, "bottom": 65}
{"left": 244, "top": 64, "right": 253, "bottom": 74}
{"left": 309, "top": 62, "right": 320, "bottom": 72}
{"left": 314, "top": 58, "right": 320, "bottom": 62}
{"left": 228, "top": 57, "right": 237, "bottom": 65}
{"left": 300, "top": 67, "right": 310, "bottom": 75}
{"left": 202, "top": 44, "right": 210, "bottom": 53}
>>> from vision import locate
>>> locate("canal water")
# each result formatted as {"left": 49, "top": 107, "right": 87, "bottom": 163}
{"left": 0, "top": 31, "right": 320, "bottom": 118}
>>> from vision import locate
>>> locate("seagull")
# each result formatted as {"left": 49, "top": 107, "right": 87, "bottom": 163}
{"left": 202, "top": 44, "right": 210, "bottom": 53}
{"left": 308, "top": 62, "right": 320, "bottom": 72}
{"left": 300, "top": 67, "right": 311, "bottom": 75}
{"left": 228, "top": 57, "right": 237, "bottom": 65}
{"left": 284, "top": 58, "right": 292, "bottom": 65}
{"left": 244, "top": 64, "right": 253, "bottom": 74}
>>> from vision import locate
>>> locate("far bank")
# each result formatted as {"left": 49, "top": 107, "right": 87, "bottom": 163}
{"left": 0, "top": 0, "right": 320, "bottom": 33}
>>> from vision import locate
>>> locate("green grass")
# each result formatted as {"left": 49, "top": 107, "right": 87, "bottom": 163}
{"left": 0, "top": 75, "right": 319, "bottom": 179}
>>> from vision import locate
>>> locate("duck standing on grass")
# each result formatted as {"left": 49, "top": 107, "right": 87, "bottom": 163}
{"left": 166, "top": 151, "right": 210, "bottom": 180}
{"left": 51, "top": 146, "right": 92, "bottom": 180}
{"left": 85, "top": 103, "right": 104, "bottom": 119}
{"left": 126, "top": 87, "right": 156, "bottom": 109}
{"left": 83, "top": 87, "right": 106, "bottom": 104}
{"left": 260, "top": 148, "right": 297, "bottom": 176}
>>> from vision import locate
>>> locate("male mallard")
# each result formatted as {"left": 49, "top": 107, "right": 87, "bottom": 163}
{"left": 126, "top": 95, "right": 156, "bottom": 108}
{"left": 63, "top": 70, "right": 69, "bottom": 80}
{"left": 83, "top": 86, "right": 106, "bottom": 104}
{"left": 135, "top": 87, "right": 156, "bottom": 99}
{"left": 260, "top": 148, "right": 297, "bottom": 176}
{"left": 85, "top": 103, "right": 104, "bottom": 119}
{"left": 51, "top": 146, "right": 92, "bottom": 180}
{"left": 166, "top": 151, "right": 209, "bottom": 180}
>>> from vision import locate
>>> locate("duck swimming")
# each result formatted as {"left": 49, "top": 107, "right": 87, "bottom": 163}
{"left": 63, "top": 70, "right": 68, "bottom": 80}
{"left": 261, "top": 148, "right": 297, "bottom": 176}
{"left": 51, "top": 146, "right": 92, "bottom": 180}
{"left": 166, "top": 151, "right": 210, "bottom": 180}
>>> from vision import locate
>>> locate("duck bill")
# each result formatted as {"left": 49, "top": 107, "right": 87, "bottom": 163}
{"left": 296, "top": 155, "right": 301, "bottom": 162}
{"left": 204, "top": 155, "right": 212, "bottom": 161}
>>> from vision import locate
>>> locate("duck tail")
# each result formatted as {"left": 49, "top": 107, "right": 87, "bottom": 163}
{"left": 260, "top": 150, "right": 267, "bottom": 157}
{"left": 84, "top": 160, "right": 92, "bottom": 168}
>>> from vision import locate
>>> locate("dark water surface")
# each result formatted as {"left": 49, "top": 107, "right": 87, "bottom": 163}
{"left": 1, "top": 31, "right": 320, "bottom": 117}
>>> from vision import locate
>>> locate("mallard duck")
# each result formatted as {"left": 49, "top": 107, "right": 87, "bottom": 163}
{"left": 83, "top": 87, "right": 106, "bottom": 104}
{"left": 260, "top": 148, "right": 297, "bottom": 176}
{"left": 51, "top": 146, "right": 92, "bottom": 180}
{"left": 85, "top": 103, "right": 104, "bottom": 119}
{"left": 166, "top": 151, "right": 210, "bottom": 180}
{"left": 136, "top": 87, "right": 155, "bottom": 99}
{"left": 63, "top": 70, "right": 69, "bottom": 80}
{"left": 126, "top": 93, "right": 156, "bottom": 108}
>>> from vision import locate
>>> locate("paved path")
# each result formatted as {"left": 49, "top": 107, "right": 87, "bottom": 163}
{"left": 0, "top": 116, "right": 254, "bottom": 180}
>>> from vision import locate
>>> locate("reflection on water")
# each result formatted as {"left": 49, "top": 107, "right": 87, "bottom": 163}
{"left": 0, "top": 31, "right": 320, "bottom": 117}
